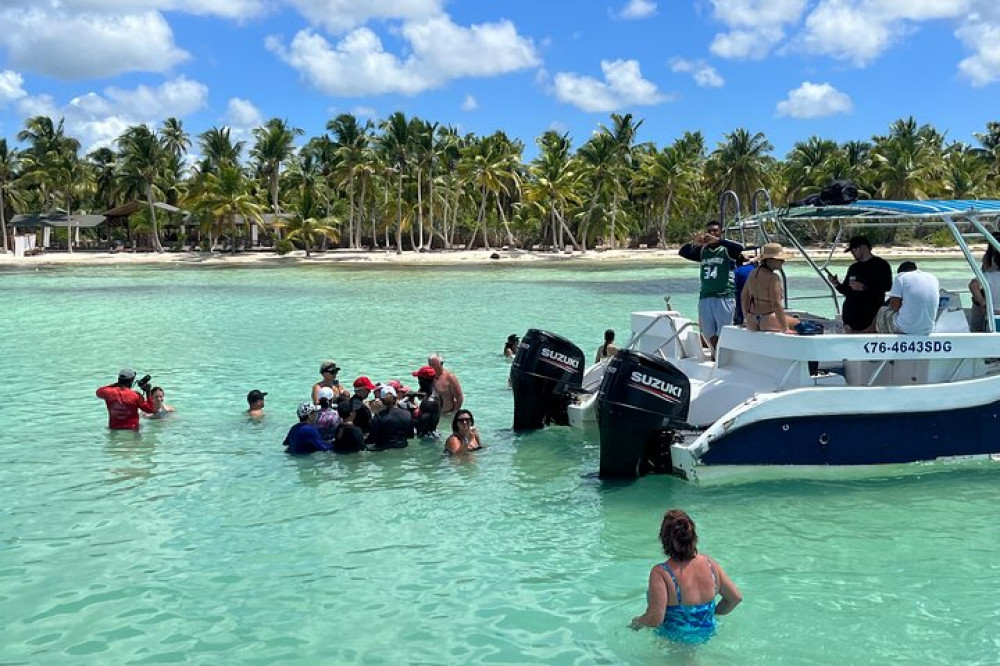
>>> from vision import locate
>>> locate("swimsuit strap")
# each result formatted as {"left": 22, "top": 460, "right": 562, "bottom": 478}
{"left": 659, "top": 562, "right": 683, "bottom": 605}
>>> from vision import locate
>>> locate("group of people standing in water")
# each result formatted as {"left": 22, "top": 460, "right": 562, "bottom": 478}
{"left": 282, "top": 355, "right": 481, "bottom": 457}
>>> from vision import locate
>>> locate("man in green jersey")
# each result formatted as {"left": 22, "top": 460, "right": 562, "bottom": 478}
{"left": 679, "top": 221, "right": 745, "bottom": 357}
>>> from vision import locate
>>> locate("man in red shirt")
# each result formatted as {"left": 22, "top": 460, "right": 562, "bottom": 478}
{"left": 96, "top": 369, "right": 155, "bottom": 430}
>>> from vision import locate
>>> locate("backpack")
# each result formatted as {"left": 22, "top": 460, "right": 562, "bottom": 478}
{"left": 819, "top": 180, "right": 858, "bottom": 205}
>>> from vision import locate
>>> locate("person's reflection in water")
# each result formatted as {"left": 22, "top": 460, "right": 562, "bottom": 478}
{"left": 104, "top": 428, "right": 157, "bottom": 487}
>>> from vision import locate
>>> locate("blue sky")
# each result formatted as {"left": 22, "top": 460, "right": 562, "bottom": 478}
{"left": 0, "top": 0, "right": 997, "bottom": 159}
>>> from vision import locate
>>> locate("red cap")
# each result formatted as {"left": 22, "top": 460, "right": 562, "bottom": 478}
{"left": 353, "top": 376, "right": 376, "bottom": 390}
{"left": 411, "top": 366, "right": 436, "bottom": 379}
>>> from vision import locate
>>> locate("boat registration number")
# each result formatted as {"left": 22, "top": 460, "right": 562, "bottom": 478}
{"left": 862, "top": 340, "right": 953, "bottom": 354}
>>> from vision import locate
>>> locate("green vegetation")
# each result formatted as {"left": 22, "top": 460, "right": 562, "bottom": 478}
{"left": 1, "top": 113, "right": 999, "bottom": 253}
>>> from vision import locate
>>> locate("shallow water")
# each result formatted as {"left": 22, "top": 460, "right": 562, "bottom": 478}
{"left": 2, "top": 260, "right": 998, "bottom": 664}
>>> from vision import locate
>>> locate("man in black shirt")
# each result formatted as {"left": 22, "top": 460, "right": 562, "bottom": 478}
{"left": 350, "top": 376, "right": 376, "bottom": 433}
{"left": 827, "top": 236, "right": 893, "bottom": 332}
{"left": 368, "top": 387, "right": 414, "bottom": 450}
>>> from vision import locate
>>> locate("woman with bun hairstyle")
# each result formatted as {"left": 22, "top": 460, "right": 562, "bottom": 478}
{"left": 631, "top": 509, "right": 742, "bottom": 643}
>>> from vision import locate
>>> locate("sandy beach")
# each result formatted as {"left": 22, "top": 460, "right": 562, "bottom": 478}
{"left": 0, "top": 245, "right": 978, "bottom": 268}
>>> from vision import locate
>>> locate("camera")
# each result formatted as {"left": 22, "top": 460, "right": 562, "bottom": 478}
{"left": 136, "top": 374, "right": 153, "bottom": 393}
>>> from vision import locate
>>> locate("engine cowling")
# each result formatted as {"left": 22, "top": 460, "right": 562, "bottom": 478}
{"left": 597, "top": 349, "right": 691, "bottom": 479}
{"left": 510, "top": 329, "right": 585, "bottom": 432}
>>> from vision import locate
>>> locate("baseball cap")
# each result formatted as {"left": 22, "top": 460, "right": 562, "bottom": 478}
{"left": 297, "top": 401, "right": 318, "bottom": 418}
{"left": 247, "top": 389, "right": 268, "bottom": 404}
{"left": 118, "top": 368, "right": 136, "bottom": 380}
{"left": 844, "top": 235, "right": 871, "bottom": 252}
{"left": 317, "top": 386, "right": 335, "bottom": 401}
{"left": 411, "top": 365, "right": 436, "bottom": 379}
{"left": 387, "top": 379, "right": 410, "bottom": 394}
{"left": 320, "top": 360, "right": 340, "bottom": 374}
{"left": 353, "top": 376, "right": 376, "bottom": 391}
{"left": 380, "top": 385, "right": 397, "bottom": 399}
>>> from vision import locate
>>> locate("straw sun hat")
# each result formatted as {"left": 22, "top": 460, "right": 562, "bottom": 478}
{"left": 760, "top": 243, "right": 786, "bottom": 262}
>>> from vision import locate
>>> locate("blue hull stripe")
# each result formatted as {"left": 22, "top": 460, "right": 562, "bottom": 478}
{"left": 700, "top": 403, "right": 1000, "bottom": 466}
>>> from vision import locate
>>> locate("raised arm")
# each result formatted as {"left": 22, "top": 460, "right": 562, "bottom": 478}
{"left": 678, "top": 243, "right": 702, "bottom": 263}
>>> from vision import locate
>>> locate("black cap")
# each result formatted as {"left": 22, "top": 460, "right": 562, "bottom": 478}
{"left": 844, "top": 235, "right": 871, "bottom": 252}
{"left": 247, "top": 389, "right": 268, "bottom": 404}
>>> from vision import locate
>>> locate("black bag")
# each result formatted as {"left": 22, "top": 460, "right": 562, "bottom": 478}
{"left": 819, "top": 180, "right": 858, "bottom": 205}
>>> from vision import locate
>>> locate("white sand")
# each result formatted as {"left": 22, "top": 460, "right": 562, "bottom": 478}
{"left": 0, "top": 245, "right": 978, "bottom": 268}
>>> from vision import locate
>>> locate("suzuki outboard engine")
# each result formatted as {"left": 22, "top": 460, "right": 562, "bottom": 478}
{"left": 597, "top": 349, "right": 691, "bottom": 479}
{"left": 510, "top": 329, "right": 585, "bottom": 432}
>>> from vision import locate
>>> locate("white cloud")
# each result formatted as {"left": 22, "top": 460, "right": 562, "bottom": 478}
{"left": 798, "top": 0, "right": 973, "bottom": 66}
{"left": 956, "top": 17, "right": 1000, "bottom": 86}
{"left": 619, "top": 0, "right": 657, "bottom": 19}
{"left": 709, "top": 0, "right": 809, "bottom": 59}
{"left": 267, "top": 15, "right": 539, "bottom": 97}
{"left": 3, "top": 0, "right": 266, "bottom": 20}
{"left": 0, "top": 8, "right": 188, "bottom": 79}
{"left": 0, "top": 70, "right": 27, "bottom": 106}
{"left": 352, "top": 106, "right": 378, "bottom": 119}
{"left": 224, "top": 98, "right": 263, "bottom": 128}
{"left": 776, "top": 81, "right": 853, "bottom": 118}
{"left": 461, "top": 94, "right": 478, "bottom": 111}
{"left": 17, "top": 76, "right": 208, "bottom": 151}
{"left": 553, "top": 59, "right": 667, "bottom": 112}
{"left": 285, "top": 0, "right": 444, "bottom": 33}
{"left": 669, "top": 58, "right": 725, "bottom": 87}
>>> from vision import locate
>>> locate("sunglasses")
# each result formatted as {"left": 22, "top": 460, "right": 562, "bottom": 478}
{"left": 457, "top": 418, "right": 473, "bottom": 424}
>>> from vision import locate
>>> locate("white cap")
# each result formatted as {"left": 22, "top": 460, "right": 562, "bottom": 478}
{"left": 317, "top": 387, "right": 335, "bottom": 400}
{"left": 379, "top": 386, "right": 397, "bottom": 399}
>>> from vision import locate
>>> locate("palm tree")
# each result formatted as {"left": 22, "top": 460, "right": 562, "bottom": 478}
{"left": 523, "top": 130, "right": 582, "bottom": 250}
{"left": 194, "top": 164, "right": 264, "bottom": 253}
{"left": 198, "top": 126, "right": 244, "bottom": 175}
{"left": 597, "top": 113, "right": 643, "bottom": 248}
{"left": 870, "top": 117, "right": 944, "bottom": 199}
{"left": 576, "top": 132, "right": 617, "bottom": 251}
{"left": 458, "top": 131, "right": 521, "bottom": 249}
{"left": 706, "top": 128, "right": 775, "bottom": 215}
{"left": 17, "top": 116, "right": 81, "bottom": 251}
{"left": 88, "top": 146, "right": 119, "bottom": 212}
{"left": 783, "top": 136, "right": 841, "bottom": 201}
{"left": 117, "top": 124, "right": 168, "bottom": 252}
{"left": 251, "top": 117, "right": 303, "bottom": 217}
{"left": 0, "top": 139, "right": 23, "bottom": 253}
{"left": 329, "top": 113, "right": 373, "bottom": 249}
{"left": 286, "top": 216, "right": 340, "bottom": 257}
{"left": 640, "top": 138, "right": 702, "bottom": 246}
{"left": 160, "top": 117, "right": 191, "bottom": 161}
{"left": 942, "top": 143, "right": 990, "bottom": 199}
{"left": 377, "top": 112, "right": 412, "bottom": 252}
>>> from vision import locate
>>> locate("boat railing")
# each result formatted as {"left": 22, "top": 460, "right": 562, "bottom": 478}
{"left": 627, "top": 312, "right": 702, "bottom": 361}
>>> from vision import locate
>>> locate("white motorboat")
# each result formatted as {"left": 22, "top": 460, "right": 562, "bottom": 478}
{"left": 510, "top": 194, "right": 1000, "bottom": 482}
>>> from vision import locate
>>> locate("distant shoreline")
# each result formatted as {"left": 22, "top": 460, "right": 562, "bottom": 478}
{"left": 0, "top": 245, "right": 981, "bottom": 269}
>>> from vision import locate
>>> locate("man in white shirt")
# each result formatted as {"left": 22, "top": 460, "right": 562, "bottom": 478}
{"left": 875, "top": 261, "right": 940, "bottom": 335}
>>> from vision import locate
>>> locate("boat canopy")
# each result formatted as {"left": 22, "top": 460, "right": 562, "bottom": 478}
{"left": 773, "top": 199, "right": 1000, "bottom": 221}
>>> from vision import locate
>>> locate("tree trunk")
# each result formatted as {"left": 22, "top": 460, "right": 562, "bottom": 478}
{"left": 426, "top": 175, "right": 434, "bottom": 250}
{"left": 416, "top": 166, "right": 424, "bottom": 250}
{"left": 495, "top": 198, "right": 515, "bottom": 247}
{"left": 147, "top": 182, "right": 164, "bottom": 253}
{"left": 660, "top": 191, "right": 672, "bottom": 248}
{"left": 555, "top": 207, "right": 582, "bottom": 251}
{"left": 466, "top": 187, "right": 488, "bottom": 250}
{"left": 0, "top": 190, "right": 7, "bottom": 253}
{"left": 357, "top": 177, "right": 367, "bottom": 249}
{"left": 395, "top": 172, "right": 403, "bottom": 253}
{"left": 608, "top": 189, "right": 618, "bottom": 250}
{"left": 348, "top": 175, "right": 356, "bottom": 249}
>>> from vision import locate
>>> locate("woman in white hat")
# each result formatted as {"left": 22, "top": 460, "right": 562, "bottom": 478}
{"left": 741, "top": 243, "right": 799, "bottom": 334}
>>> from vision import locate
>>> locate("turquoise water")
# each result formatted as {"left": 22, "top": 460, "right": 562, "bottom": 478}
{"left": 2, "top": 260, "right": 998, "bottom": 664}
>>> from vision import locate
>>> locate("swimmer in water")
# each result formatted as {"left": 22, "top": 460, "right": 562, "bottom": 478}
{"left": 428, "top": 353, "right": 463, "bottom": 418}
{"left": 145, "top": 386, "right": 175, "bottom": 419}
{"left": 445, "top": 409, "right": 482, "bottom": 455}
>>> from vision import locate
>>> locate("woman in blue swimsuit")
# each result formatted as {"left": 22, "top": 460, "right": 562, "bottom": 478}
{"left": 631, "top": 509, "right": 742, "bottom": 643}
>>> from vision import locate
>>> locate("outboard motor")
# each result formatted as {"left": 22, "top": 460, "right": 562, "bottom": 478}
{"left": 597, "top": 350, "right": 691, "bottom": 479}
{"left": 510, "top": 329, "right": 585, "bottom": 431}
